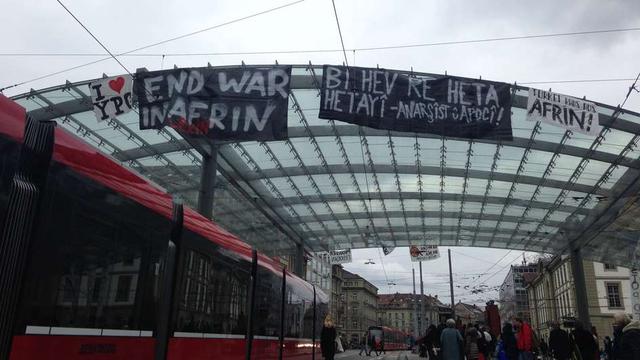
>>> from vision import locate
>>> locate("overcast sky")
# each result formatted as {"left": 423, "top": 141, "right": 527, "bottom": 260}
{"left": 343, "top": 247, "right": 541, "bottom": 306}
{"left": 1, "top": 0, "right": 639, "bottom": 304}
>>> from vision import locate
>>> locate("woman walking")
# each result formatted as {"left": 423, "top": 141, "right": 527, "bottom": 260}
{"left": 320, "top": 315, "right": 337, "bottom": 360}
{"left": 465, "top": 327, "right": 481, "bottom": 360}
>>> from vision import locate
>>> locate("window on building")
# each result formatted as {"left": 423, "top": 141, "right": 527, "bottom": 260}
{"left": 604, "top": 263, "right": 617, "bottom": 271}
{"left": 607, "top": 283, "right": 623, "bottom": 308}
{"left": 115, "top": 275, "right": 132, "bottom": 302}
{"left": 353, "top": 321, "right": 358, "bottom": 328}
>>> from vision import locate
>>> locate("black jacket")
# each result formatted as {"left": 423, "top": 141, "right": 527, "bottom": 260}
{"left": 549, "top": 328, "right": 571, "bottom": 360}
{"left": 321, "top": 326, "right": 336, "bottom": 358}
{"left": 574, "top": 328, "right": 598, "bottom": 360}
{"left": 619, "top": 321, "right": 640, "bottom": 360}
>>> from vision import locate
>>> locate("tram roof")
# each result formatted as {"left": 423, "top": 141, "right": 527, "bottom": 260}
{"left": 11, "top": 64, "right": 640, "bottom": 266}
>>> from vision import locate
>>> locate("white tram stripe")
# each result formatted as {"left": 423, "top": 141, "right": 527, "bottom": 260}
{"left": 26, "top": 326, "right": 153, "bottom": 337}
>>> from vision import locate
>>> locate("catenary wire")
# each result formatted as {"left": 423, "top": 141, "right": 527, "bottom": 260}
{"left": 330, "top": 0, "right": 349, "bottom": 66}
{"left": 2, "top": 26, "right": 638, "bottom": 58}
{"left": 0, "top": 0, "right": 306, "bottom": 92}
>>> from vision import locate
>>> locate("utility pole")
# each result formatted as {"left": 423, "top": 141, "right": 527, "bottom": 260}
{"left": 412, "top": 267, "right": 418, "bottom": 336}
{"left": 419, "top": 261, "right": 424, "bottom": 336}
{"left": 448, "top": 249, "right": 455, "bottom": 320}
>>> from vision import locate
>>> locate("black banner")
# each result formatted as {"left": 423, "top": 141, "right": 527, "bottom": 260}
{"left": 319, "top": 65, "right": 513, "bottom": 140}
{"left": 134, "top": 65, "right": 291, "bottom": 141}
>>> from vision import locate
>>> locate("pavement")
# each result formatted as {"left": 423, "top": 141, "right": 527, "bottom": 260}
{"left": 335, "top": 349, "right": 420, "bottom": 360}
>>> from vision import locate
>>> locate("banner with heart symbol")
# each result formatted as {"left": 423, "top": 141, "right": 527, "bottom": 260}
{"left": 89, "top": 75, "right": 133, "bottom": 122}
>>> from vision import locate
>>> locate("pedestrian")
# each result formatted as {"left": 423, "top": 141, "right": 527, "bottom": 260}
{"left": 465, "top": 327, "right": 481, "bottom": 360}
{"left": 603, "top": 336, "right": 613, "bottom": 360}
{"left": 425, "top": 324, "right": 439, "bottom": 360}
{"left": 513, "top": 318, "right": 534, "bottom": 360}
{"left": 618, "top": 312, "right": 640, "bottom": 359}
{"left": 440, "top": 318, "right": 463, "bottom": 360}
{"left": 370, "top": 331, "right": 380, "bottom": 356}
{"left": 548, "top": 320, "right": 571, "bottom": 360}
{"left": 501, "top": 323, "right": 519, "bottom": 360}
{"left": 320, "top": 315, "right": 337, "bottom": 360}
{"left": 573, "top": 321, "right": 598, "bottom": 360}
{"left": 481, "top": 326, "right": 495, "bottom": 357}
{"left": 612, "top": 312, "right": 630, "bottom": 360}
{"left": 359, "top": 331, "right": 369, "bottom": 356}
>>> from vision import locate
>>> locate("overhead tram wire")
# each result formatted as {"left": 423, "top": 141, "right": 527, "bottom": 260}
{"left": 330, "top": 0, "right": 349, "bottom": 66}
{"left": 0, "top": 0, "right": 306, "bottom": 92}
{"left": 3, "top": 26, "right": 638, "bottom": 58}
{"left": 55, "top": 0, "right": 133, "bottom": 77}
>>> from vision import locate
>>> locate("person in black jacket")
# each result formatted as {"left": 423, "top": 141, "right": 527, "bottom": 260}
{"left": 320, "top": 315, "right": 337, "bottom": 360}
{"left": 573, "top": 321, "right": 598, "bottom": 360}
{"left": 501, "top": 323, "right": 519, "bottom": 360}
{"left": 613, "top": 312, "right": 631, "bottom": 360}
{"left": 425, "top": 325, "right": 438, "bottom": 360}
{"left": 619, "top": 318, "right": 640, "bottom": 360}
{"left": 548, "top": 321, "right": 571, "bottom": 360}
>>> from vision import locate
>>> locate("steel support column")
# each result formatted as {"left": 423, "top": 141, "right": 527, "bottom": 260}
{"left": 197, "top": 146, "right": 218, "bottom": 219}
{"left": 570, "top": 246, "right": 591, "bottom": 327}
{"left": 294, "top": 243, "right": 305, "bottom": 277}
{"left": 419, "top": 261, "right": 424, "bottom": 336}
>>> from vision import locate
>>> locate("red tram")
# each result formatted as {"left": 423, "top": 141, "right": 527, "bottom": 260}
{"left": 367, "top": 326, "right": 408, "bottom": 352}
{"left": 0, "top": 95, "right": 328, "bottom": 359}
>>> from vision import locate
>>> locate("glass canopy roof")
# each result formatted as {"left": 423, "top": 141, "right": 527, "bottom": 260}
{"left": 12, "top": 64, "right": 640, "bottom": 266}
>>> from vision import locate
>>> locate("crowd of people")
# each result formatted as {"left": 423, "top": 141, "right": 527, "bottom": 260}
{"left": 319, "top": 312, "right": 640, "bottom": 360}
{"left": 414, "top": 312, "right": 640, "bottom": 360}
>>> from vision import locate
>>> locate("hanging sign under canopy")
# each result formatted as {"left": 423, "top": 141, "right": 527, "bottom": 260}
{"left": 318, "top": 65, "right": 513, "bottom": 140}
{"left": 134, "top": 65, "right": 292, "bottom": 141}
{"left": 526, "top": 88, "right": 601, "bottom": 136}
{"left": 329, "top": 249, "right": 352, "bottom": 264}
{"left": 409, "top": 245, "right": 440, "bottom": 262}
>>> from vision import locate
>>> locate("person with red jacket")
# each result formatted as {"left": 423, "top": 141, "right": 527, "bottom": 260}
{"left": 513, "top": 318, "right": 534, "bottom": 360}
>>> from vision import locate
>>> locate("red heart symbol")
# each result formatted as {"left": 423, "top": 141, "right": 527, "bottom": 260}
{"left": 108, "top": 77, "right": 125, "bottom": 94}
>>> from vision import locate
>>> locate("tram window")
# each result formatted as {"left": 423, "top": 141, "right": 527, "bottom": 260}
{"left": 285, "top": 286, "right": 304, "bottom": 338}
{"left": 254, "top": 268, "right": 282, "bottom": 337}
{"left": 16, "top": 166, "right": 169, "bottom": 333}
{"left": 176, "top": 246, "right": 250, "bottom": 335}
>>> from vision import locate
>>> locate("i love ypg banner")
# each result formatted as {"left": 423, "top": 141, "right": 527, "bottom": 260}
{"left": 89, "top": 75, "right": 133, "bottom": 122}
{"left": 526, "top": 88, "right": 601, "bottom": 136}
{"left": 319, "top": 65, "right": 513, "bottom": 140}
{"left": 134, "top": 66, "right": 291, "bottom": 141}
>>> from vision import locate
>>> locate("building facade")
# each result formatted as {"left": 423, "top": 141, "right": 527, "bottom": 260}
{"left": 376, "top": 293, "right": 443, "bottom": 336}
{"left": 499, "top": 264, "right": 538, "bottom": 323}
{"left": 342, "top": 270, "right": 379, "bottom": 344}
{"left": 454, "top": 302, "right": 485, "bottom": 325}
{"left": 527, "top": 255, "right": 632, "bottom": 341}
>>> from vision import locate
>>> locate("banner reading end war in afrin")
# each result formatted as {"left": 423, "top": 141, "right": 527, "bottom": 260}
{"left": 134, "top": 66, "right": 292, "bottom": 141}
{"left": 527, "top": 88, "right": 601, "bottom": 136}
{"left": 319, "top": 65, "right": 513, "bottom": 140}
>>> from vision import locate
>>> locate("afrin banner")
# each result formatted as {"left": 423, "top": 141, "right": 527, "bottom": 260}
{"left": 134, "top": 66, "right": 291, "bottom": 141}
{"left": 319, "top": 65, "right": 513, "bottom": 140}
{"left": 329, "top": 249, "right": 352, "bottom": 264}
{"left": 526, "top": 88, "right": 601, "bottom": 136}
{"left": 409, "top": 245, "right": 440, "bottom": 262}
{"left": 89, "top": 75, "right": 133, "bottom": 122}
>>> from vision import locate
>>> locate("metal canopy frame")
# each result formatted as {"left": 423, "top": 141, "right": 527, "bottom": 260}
{"left": 13, "top": 64, "right": 640, "bottom": 266}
